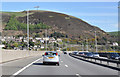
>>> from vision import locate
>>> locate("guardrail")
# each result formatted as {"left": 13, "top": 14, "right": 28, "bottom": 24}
{"left": 69, "top": 53, "right": 120, "bottom": 71}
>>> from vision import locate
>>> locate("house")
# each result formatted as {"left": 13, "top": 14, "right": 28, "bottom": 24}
{"left": 43, "top": 37, "right": 49, "bottom": 41}
{"left": 57, "top": 38, "right": 62, "bottom": 42}
{"left": 24, "top": 39, "right": 28, "bottom": 43}
{"left": 29, "top": 37, "right": 33, "bottom": 40}
{"left": 35, "top": 37, "right": 42, "bottom": 40}
{"left": 19, "top": 37, "right": 23, "bottom": 40}
{"left": 4, "top": 36, "right": 15, "bottom": 41}
{"left": 49, "top": 38, "right": 57, "bottom": 43}
{"left": 40, "top": 45, "right": 44, "bottom": 49}
{"left": 40, "top": 40, "right": 45, "bottom": 43}
{"left": 1, "top": 38, "right": 5, "bottom": 41}
{"left": 113, "top": 42, "right": 118, "bottom": 46}
{"left": 32, "top": 39, "right": 36, "bottom": 42}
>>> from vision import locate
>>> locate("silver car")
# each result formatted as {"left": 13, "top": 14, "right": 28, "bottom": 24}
{"left": 43, "top": 51, "right": 60, "bottom": 66}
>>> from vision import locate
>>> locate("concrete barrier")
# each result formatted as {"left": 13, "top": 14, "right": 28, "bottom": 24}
{"left": 0, "top": 49, "right": 45, "bottom": 63}
{"left": 0, "top": 45, "right": 4, "bottom": 77}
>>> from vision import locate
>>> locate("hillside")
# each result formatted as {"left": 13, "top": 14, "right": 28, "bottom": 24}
{"left": 1, "top": 10, "right": 116, "bottom": 44}
{"left": 107, "top": 31, "right": 119, "bottom": 36}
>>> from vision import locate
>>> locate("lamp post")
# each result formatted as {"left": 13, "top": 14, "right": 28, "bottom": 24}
{"left": 34, "top": 6, "right": 40, "bottom": 10}
{"left": 45, "top": 29, "right": 47, "bottom": 51}
{"left": 27, "top": 10, "right": 29, "bottom": 50}
{"left": 95, "top": 31, "right": 97, "bottom": 52}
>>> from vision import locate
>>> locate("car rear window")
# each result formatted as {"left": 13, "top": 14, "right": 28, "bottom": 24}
{"left": 45, "top": 52, "right": 57, "bottom": 56}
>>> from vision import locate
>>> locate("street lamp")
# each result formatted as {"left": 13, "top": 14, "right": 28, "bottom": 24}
{"left": 34, "top": 6, "right": 40, "bottom": 10}
{"left": 27, "top": 10, "right": 29, "bottom": 50}
{"left": 95, "top": 31, "right": 98, "bottom": 52}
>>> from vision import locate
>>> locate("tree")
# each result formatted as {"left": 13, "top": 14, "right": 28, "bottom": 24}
{"left": 5, "top": 15, "right": 18, "bottom": 30}
{"left": 29, "top": 41, "right": 34, "bottom": 47}
{"left": 13, "top": 42, "right": 18, "bottom": 47}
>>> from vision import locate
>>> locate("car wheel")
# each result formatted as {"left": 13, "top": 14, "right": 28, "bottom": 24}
{"left": 56, "top": 63, "right": 59, "bottom": 66}
{"left": 43, "top": 62, "right": 46, "bottom": 65}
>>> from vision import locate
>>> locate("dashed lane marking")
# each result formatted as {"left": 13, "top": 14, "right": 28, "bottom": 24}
{"left": 76, "top": 73, "right": 82, "bottom": 77}
{"left": 65, "top": 64, "right": 68, "bottom": 67}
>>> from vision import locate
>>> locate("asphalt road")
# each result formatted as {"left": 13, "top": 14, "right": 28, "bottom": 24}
{"left": 2, "top": 52, "right": 119, "bottom": 77}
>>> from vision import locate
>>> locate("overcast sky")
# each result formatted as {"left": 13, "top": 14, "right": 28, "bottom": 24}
{"left": 1, "top": 2, "right": 119, "bottom": 32}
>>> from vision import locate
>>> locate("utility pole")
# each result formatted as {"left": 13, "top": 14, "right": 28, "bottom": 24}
{"left": 95, "top": 31, "right": 98, "bottom": 52}
{"left": 82, "top": 43, "right": 84, "bottom": 51}
{"left": 27, "top": 10, "right": 29, "bottom": 50}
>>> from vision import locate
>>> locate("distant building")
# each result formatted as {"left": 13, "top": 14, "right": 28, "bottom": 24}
{"left": 35, "top": 37, "right": 42, "bottom": 40}
{"left": 3, "top": 36, "right": 15, "bottom": 41}
{"left": 113, "top": 42, "right": 118, "bottom": 46}
{"left": 40, "top": 40, "right": 45, "bottom": 43}
{"left": 29, "top": 37, "right": 33, "bottom": 40}
{"left": 43, "top": 37, "right": 49, "bottom": 41}
{"left": 41, "top": 46, "right": 44, "bottom": 49}
{"left": 24, "top": 39, "right": 28, "bottom": 43}
{"left": 1, "top": 38, "right": 5, "bottom": 41}
{"left": 19, "top": 37, "right": 23, "bottom": 40}
{"left": 57, "top": 38, "right": 62, "bottom": 42}
{"left": 32, "top": 39, "right": 36, "bottom": 42}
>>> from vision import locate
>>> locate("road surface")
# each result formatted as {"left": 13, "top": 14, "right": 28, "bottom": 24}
{"left": 2, "top": 52, "right": 119, "bottom": 77}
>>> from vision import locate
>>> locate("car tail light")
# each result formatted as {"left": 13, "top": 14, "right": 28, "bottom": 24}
{"left": 45, "top": 52, "right": 47, "bottom": 55}
{"left": 56, "top": 53, "right": 58, "bottom": 56}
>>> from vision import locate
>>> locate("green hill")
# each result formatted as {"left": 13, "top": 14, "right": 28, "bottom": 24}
{"left": 107, "top": 31, "right": 119, "bottom": 36}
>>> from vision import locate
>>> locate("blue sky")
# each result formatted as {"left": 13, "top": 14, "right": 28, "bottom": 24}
{"left": 2, "top": 2, "right": 118, "bottom": 32}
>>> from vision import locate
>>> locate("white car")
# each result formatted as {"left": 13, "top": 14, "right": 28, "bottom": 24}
{"left": 43, "top": 51, "right": 60, "bottom": 66}
{"left": 93, "top": 53, "right": 100, "bottom": 58}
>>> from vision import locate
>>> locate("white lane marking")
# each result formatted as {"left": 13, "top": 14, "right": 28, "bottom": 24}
{"left": 65, "top": 64, "right": 68, "bottom": 67}
{"left": 76, "top": 73, "right": 81, "bottom": 77}
{"left": 61, "top": 61, "right": 63, "bottom": 62}
{"left": 13, "top": 58, "right": 42, "bottom": 75}
{"left": 76, "top": 73, "right": 79, "bottom": 76}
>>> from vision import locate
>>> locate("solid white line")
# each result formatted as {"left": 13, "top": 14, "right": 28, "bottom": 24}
{"left": 13, "top": 58, "right": 42, "bottom": 75}
{"left": 65, "top": 64, "right": 68, "bottom": 67}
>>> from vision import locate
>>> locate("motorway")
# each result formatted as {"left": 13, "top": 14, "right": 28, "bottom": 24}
{"left": 2, "top": 52, "right": 119, "bottom": 77}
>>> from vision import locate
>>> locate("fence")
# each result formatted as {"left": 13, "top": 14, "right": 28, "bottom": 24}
{"left": 69, "top": 53, "right": 120, "bottom": 71}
